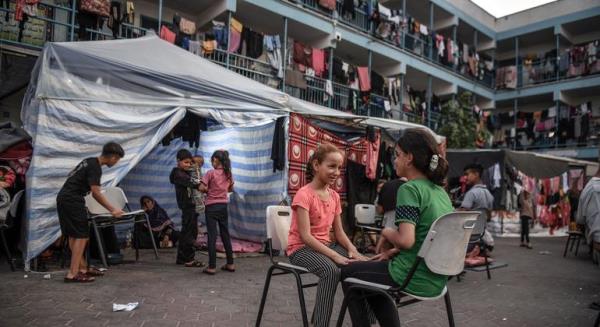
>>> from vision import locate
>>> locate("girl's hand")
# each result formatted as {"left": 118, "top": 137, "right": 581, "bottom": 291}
{"left": 348, "top": 249, "right": 368, "bottom": 261}
{"left": 371, "top": 248, "right": 397, "bottom": 262}
{"left": 332, "top": 255, "right": 351, "bottom": 266}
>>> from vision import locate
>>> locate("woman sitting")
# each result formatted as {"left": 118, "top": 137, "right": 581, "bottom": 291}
{"left": 140, "top": 195, "right": 179, "bottom": 248}
{"left": 340, "top": 128, "right": 453, "bottom": 327}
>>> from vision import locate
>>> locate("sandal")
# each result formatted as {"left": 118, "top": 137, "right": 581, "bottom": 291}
{"left": 221, "top": 265, "right": 235, "bottom": 272}
{"left": 202, "top": 268, "right": 216, "bottom": 275}
{"left": 64, "top": 272, "right": 95, "bottom": 283}
{"left": 82, "top": 268, "right": 105, "bottom": 277}
{"left": 184, "top": 260, "right": 206, "bottom": 268}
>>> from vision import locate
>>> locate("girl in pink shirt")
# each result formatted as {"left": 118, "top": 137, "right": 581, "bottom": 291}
{"left": 287, "top": 143, "right": 366, "bottom": 327}
{"left": 200, "top": 150, "right": 235, "bottom": 275}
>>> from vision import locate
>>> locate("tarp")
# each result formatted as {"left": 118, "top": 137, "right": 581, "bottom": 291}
{"left": 119, "top": 121, "right": 286, "bottom": 242}
{"left": 20, "top": 34, "right": 439, "bottom": 265}
{"left": 447, "top": 149, "right": 598, "bottom": 179}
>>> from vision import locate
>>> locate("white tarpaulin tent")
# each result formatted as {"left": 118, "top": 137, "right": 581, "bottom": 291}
{"left": 21, "top": 34, "right": 436, "bottom": 266}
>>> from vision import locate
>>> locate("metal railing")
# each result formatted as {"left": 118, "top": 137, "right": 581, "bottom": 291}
{"left": 205, "top": 49, "right": 281, "bottom": 88}
{"left": 0, "top": 1, "right": 147, "bottom": 48}
{"left": 336, "top": 1, "right": 370, "bottom": 33}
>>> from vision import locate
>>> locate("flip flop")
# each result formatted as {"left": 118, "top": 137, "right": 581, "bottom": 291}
{"left": 221, "top": 265, "right": 235, "bottom": 272}
{"left": 202, "top": 268, "right": 216, "bottom": 275}
{"left": 64, "top": 272, "right": 95, "bottom": 283}
{"left": 82, "top": 268, "right": 105, "bottom": 277}
{"left": 184, "top": 260, "right": 206, "bottom": 268}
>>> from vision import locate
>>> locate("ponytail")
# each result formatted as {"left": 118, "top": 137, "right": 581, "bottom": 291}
{"left": 397, "top": 129, "right": 448, "bottom": 186}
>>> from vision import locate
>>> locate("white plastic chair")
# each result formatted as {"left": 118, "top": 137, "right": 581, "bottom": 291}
{"left": 84, "top": 187, "right": 158, "bottom": 267}
{"left": 336, "top": 211, "right": 480, "bottom": 327}
{"left": 256, "top": 206, "right": 314, "bottom": 327}
{"left": 354, "top": 204, "right": 381, "bottom": 252}
{"left": 463, "top": 209, "right": 492, "bottom": 280}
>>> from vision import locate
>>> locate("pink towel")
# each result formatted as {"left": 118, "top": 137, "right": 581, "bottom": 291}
{"left": 160, "top": 26, "right": 176, "bottom": 44}
{"left": 312, "top": 48, "right": 326, "bottom": 77}
{"left": 357, "top": 66, "right": 371, "bottom": 92}
{"left": 229, "top": 28, "right": 241, "bottom": 53}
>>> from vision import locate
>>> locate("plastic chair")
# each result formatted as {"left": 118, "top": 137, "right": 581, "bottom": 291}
{"left": 353, "top": 204, "right": 381, "bottom": 252}
{"left": 85, "top": 187, "right": 159, "bottom": 268}
{"left": 0, "top": 190, "right": 23, "bottom": 271}
{"left": 462, "top": 209, "right": 492, "bottom": 280}
{"left": 255, "top": 206, "right": 315, "bottom": 327}
{"left": 336, "top": 211, "right": 480, "bottom": 327}
{"left": 563, "top": 230, "right": 584, "bottom": 257}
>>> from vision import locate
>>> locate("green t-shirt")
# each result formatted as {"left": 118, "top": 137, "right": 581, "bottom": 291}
{"left": 388, "top": 178, "right": 454, "bottom": 297}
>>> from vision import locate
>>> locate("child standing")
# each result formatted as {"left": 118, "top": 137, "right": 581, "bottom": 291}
{"left": 519, "top": 189, "right": 535, "bottom": 249}
{"left": 199, "top": 150, "right": 235, "bottom": 275}
{"left": 190, "top": 156, "right": 206, "bottom": 216}
{"left": 57, "top": 142, "right": 125, "bottom": 282}
{"left": 287, "top": 143, "right": 367, "bottom": 327}
{"left": 170, "top": 149, "right": 204, "bottom": 267}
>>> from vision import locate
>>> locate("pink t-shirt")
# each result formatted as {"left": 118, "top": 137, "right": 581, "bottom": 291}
{"left": 286, "top": 185, "right": 342, "bottom": 256}
{"left": 201, "top": 168, "right": 232, "bottom": 206}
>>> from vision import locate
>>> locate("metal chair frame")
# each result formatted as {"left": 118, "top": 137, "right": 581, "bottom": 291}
{"left": 85, "top": 187, "right": 158, "bottom": 268}
{"left": 255, "top": 206, "right": 316, "bottom": 327}
{"left": 336, "top": 212, "right": 479, "bottom": 327}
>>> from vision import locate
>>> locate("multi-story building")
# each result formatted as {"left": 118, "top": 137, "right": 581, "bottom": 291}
{"left": 1, "top": 0, "right": 599, "bottom": 160}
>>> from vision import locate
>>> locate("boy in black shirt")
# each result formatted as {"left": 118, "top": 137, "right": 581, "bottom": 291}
{"left": 57, "top": 142, "right": 125, "bottom": 283}
{"left": 170, "top": 149, "right": 204, "bottom": 267}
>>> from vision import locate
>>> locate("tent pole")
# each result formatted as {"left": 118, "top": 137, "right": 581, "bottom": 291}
{"left": 70, "top": 0, "right": 76, "bottom": 41}
{"left": 226, "top": 11, "right": 232, "bottom": 69}
{"left": 157, "top": 0, "right": 163, "bottom": 32}
{"left": 282, "top": 17, "right": 288, "bottom": 92}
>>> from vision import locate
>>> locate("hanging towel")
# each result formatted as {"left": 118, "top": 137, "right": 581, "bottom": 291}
{"left": 357, "top": 66, "right": 371, "bottom": 92}
{"left": 189, "top": 40, "right": 201, "bottom": 55}
{"left": 419, "top": 24, "right": 428, "bottom": 36}
{"left": 229, "top": 28, "right": 241, "bottom": 52}
{"left": 230, "top": 17, "right": 243, "bottom": 33}
{"left": 179, "top": 17, "right": 196, "bottom": 35}
{"left": 160, "top": 26, "right": 176, "bottom": 44}
{"left": 312, "top": 48, "right": 326, "bottom": 78}
{"left": 548, "top": 106, "right": 557, "bottom": 118}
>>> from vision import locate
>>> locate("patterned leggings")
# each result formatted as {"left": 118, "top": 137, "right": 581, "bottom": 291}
{"left": 289, "top": 244, "right": 348, "bottom": 327}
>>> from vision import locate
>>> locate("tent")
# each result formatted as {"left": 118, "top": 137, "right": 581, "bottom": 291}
{"left": 20, "top": 34, "right": 436, "bottom": 266}
{"left": 447, "top": 149, "right": 598, "bottom": 180}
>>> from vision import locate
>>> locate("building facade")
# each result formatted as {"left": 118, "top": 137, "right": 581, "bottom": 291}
{"left": 1, "top": 0, "right": 599, "bottom": 159}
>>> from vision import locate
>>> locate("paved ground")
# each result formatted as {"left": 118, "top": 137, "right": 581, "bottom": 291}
{"left": 0, "top": 237, "right": 598, "bottom": 327}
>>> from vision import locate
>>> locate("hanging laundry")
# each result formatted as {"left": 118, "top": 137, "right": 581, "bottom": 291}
{"left": 264, "top": 35, "right": 283, "bottom": 78}
{"left": 179, "top": 17, "right": 196, "bottom": 35}
{"left": 319, "top": 0, "right": 336, "bottom": 10}
{"left": 312, "top": 48, "right": 326, "bottom": 78}
{"left": 357, "top": 66, "right": 371, "bottom": 92}
{"left": 342, "top": 0, "right": 356, "bottom": 20}
{"left": 160, "top": 25, "right": 176, "bottom": 44}
{"left": 228, "top": 18, "right": 242, "bottom": 53}
{"left": 188, "top": 40, "right": 201, "bottom": 55}
{"left": 212, "top": 20, "right": 228, "bottom": 50}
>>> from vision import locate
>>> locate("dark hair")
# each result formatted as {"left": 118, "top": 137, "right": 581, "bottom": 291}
{"left": 464, "top": 163, "right": 484, "bottom": 177}
{"left": 211, "top": 149, "right": 232, "bottom": 179}
{"left": 396, "top": 128, "right": 448, "bottom": 186}
{"left": 140, "top": 195, "right": 155, "bottom": 209}
{"left": 306, "top": 143, "right": 343, "bottom": 183}
{"left": 176, "top": 149, "right": 193, "bottom": 161}
{"left": 102, "top": 142, "right": 125, "bottom": 158}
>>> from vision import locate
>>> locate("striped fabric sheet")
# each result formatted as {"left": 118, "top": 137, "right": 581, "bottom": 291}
{"left": 119, "top": 120, "right": 286, "bottom": 242}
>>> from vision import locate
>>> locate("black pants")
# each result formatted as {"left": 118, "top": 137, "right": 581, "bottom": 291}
{"left": 176, "top": 208, "right": 198, "bottom": 263}
{"left": 205, "top": 203, "right": 233, "bottom": 269}
{"left": 521, "top": 216, "right": 531, "bottom": 243}
{"left": 340, "top": 261, "right": 401, "bottom": 327}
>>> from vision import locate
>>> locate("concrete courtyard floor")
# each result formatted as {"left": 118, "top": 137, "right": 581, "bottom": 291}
{"left": 0, "top": 237, "right": 598, "bottom": 327}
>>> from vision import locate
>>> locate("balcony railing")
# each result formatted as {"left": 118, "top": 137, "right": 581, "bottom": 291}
{"left": 0, "top": 1, "right": 147, "bottom": 49}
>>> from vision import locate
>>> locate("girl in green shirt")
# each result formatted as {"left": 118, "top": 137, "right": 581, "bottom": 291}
{"left": 340, "top": 128, "right": 453, "bottom": 327}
